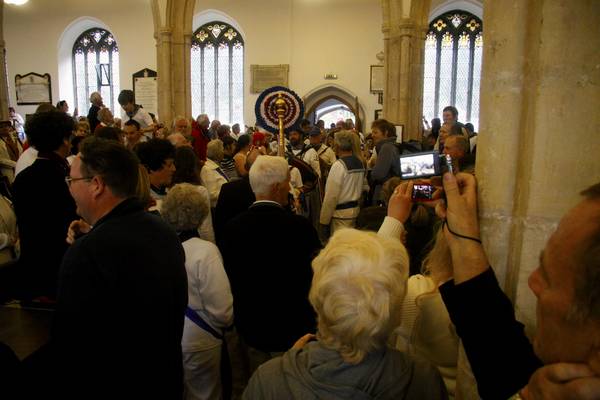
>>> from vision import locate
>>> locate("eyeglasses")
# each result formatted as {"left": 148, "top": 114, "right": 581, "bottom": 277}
{"left": 65, "top": 176, "right": 92, "bottom": 187}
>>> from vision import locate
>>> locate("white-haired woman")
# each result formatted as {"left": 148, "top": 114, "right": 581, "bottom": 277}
{"left": 201, "top": 139, "right": 229, "bottom": 208}
{"left": 161, "top": 183, "right": 233, "bottom": 400}
{"left": 243, "top": 228, "right": 447, "bottom": 399}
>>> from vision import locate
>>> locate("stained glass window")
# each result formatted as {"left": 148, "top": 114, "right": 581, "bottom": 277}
{"left": 191, "top": 22, "right": 244, "bottom": 126}
{"left": 422, "top": 10, "right": 482, "bottom": 130}
{"left": 72, "top": 28, "right": 119, "bottom": 115}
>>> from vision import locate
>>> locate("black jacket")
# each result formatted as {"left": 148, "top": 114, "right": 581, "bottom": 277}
{"left": 220, "top": 202, "right": 320, "bottom": 352}
{"left": 87, "top": 104, "right": 101, "bottom": 132}
{"left": 52, "top": 198, "right": 188, "bottom": 398}
{"left": 439, "top": 268, "right": 542, "bottom": 399}
{"left": 214, "top": 176, "right": 255, "bottom": 244}
{"left": 12, "top": 153, "right": 77, "bottom": 299}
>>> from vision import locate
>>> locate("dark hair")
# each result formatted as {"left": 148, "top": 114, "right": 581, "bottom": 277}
{"left": 70, "top": 136, "right": 84, "bottom": 155}
{"left": 371, "top": 119, "right": 396, "bottom": 138}
{"left": 96, "top": 127, "right": 123, "bottom": 143}
{"left": 56, "top": 100, "right": 67, "bottom": 109}
{"left": 449, "top": 122, "right": 465, "bottom": 137}
{"left": 222, "top": 135, "right": 235, "bottom": 148}
{"left": 464, "top": 123, "right": 474, "bottom": 134}
{"left": 35, "top": 103, "right": 56, "bottom": 113}
{"left": 135, "top": 138, "right": 175, "bottom": 172}
{"left": 443, "top": 106, "right": 458, "bottom": 118}
{"left": 172, "top": 146, "right": 201, "bottom": 185}
{"left": 431, "top": 118, "right": 441, "bottom": 139}
{"left": 79, "top": 137, "right": 139, "bottom": 198}
{"left": 8, "top": 107, "right": 15, "bottom": 113}
{"left": 300, "top": 119, "right": 311, "bottom": 128}
{"left": 573, "top": 183, "right": 600, "bottom": 321}
{"left": 124, "top": 119, "right": 141, "bottom": 130}
{"left": 118, "top": 90, "right": 135, "bottom": 106}
{"left": 217, "top": 124, "right": 231, "bottom": 139}
{"left": 235, "top": 134, "right": 251, "bottom": 153}
{"left": 25, "top": 111, "right": 74, "bottom": 152}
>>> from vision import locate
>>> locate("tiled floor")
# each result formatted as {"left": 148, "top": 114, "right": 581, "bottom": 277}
{"left": 0, "top": 305, "right": 53, "bottom": 360}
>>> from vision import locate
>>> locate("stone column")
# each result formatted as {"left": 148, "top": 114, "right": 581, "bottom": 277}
{"left": 156, "top": 28, "right": 173, "bottom": 125}
{"left": 151, "top": 0, "right": 195, "bottom": 126}
{"left": 477, "top": 0, "right": 600, "bottom": 332}
{"left": 0, "top": 2, "right": 9, "bottom": 120}
{"left": 381, "top": 0, "right": 430, "bottom": 140}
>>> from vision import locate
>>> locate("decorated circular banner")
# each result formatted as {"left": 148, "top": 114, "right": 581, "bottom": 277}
{"left": 254, "top": 86, "right": 304, "bottom": 134}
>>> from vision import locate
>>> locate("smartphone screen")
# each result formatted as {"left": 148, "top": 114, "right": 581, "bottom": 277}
{"left": 399, "top": 151, "right": 439, "bottom": 179}
{"left": 412, "top": 184, "right": 434, "bottom": 201}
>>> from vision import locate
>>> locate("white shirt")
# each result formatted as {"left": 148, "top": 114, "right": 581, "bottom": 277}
{"left": 315, "top": 144, "right": 336, "bottom": 170}
{"left": 200, "top": 159, "right": 229, "bottom": 208}
{"left": 124, "top": 107, "right": 154, "bottom": 138}
{"left": 181, "top": 238, "right": 233, "bottom": 352}
{"left": 320, "top": 157, "right": 365, "bottom": 225}
{"left": 15, "top": 147, "right": 37, "bottom": 177}
{"left": 292, "top": 146, "right": 321, "bottom": 178}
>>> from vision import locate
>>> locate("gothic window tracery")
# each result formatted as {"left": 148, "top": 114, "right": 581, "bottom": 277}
{"left": 72, "top": 28, "right": 120, "bottom": 114}
{"left": 423, "top": 10, "right": 482, "bottom": 129}
{"left": 191, "top": 22, "right": 244, "bottom": 125}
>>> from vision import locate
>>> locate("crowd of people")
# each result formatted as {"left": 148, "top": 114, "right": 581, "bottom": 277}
{"left": 0, "top": 93, "right": 598, "bottom": 400}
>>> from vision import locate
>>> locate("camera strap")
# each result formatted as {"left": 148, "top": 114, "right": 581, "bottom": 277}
{"left": 443, "top": 220, "right": 482, "bottom": 244}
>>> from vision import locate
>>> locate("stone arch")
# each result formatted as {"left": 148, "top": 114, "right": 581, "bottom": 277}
{"left": 192, "top": 9, "right": 245, "bottom": 38}
{"left": 429, "top": 0, "right": 483, "bottom": 21}
{"left": 303, "top": 85, "right": 366, "bottom": 132}
{"left": 57, "top": 17, "right": 113, "bottom": 109}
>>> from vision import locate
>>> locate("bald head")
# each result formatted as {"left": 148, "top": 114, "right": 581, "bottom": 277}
{"left": 168, "top": 132, "right": 192, "bottom": 148}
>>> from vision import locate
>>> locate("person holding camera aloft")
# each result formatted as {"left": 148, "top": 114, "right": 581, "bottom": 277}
{"left": 383, "top": 172, "right": 600, "bottom": 399}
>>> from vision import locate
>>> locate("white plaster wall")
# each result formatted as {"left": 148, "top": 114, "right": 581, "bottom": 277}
{"left": 194, "top": 0, "right": 383, "bottom": 128}
{"left": 5, "top": 0, "right": 383, "bottom": 128}
{"left": 4, "top": 0, "right": 155, "bottom": 116}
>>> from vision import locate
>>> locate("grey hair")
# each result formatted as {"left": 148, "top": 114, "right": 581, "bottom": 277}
{"left": 334, "top": 130, "right": 355, "bottom": 152}
{"left": 89, "top": 91, "right": 102, "bottom": 104}
{"left": 172, "top": 115, "right": 189, "bottom": 130}
{"left": 206, "top": 139, "right": 224, "bottom": 161}
{"left": 249, "top": 155, "right": 289, "bottom": 197}
{"left": 161, "top": 183, "right": 209, "bottom": 232}
{"left": 310, "top": 229, "right": 409, "bottom": 364}
{"left": 197, "top": 114, "right": 209, "bottom": 125}
{"left": 97, "top": 107, "right": 113, "bottom": 124}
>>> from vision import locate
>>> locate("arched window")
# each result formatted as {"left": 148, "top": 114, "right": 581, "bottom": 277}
{"left": 72, "top": 28, "right": 120, "bottom": 114}
{"left": 423, "top": 10, "right": 482, "bottom": 129}
{"left": 191, "top": 21, "right": 244, "bottom": 125}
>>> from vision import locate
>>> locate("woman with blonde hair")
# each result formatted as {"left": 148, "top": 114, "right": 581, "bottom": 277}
{"left": 243, "top": 228, "right": 447, "bottom": 399}
{"left": 380, "top": 181, "right": 476, "bottom": 399}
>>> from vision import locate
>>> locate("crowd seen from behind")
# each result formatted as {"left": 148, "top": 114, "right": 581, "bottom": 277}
{"left": 0, "top": 92, "right": 598, "bottom": 400}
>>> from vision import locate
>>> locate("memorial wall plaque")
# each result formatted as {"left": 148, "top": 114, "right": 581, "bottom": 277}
{"left": 370, "top": 65, "right": 384, "bottom": 93}
{"left": 132, "top": 68, "right": 158, "bottom": 116}
{"left": 15, "top": 73, "right": 52, "bottom": 105}
{"left": 251, "top": 65, "right": 289, "bottom": 94}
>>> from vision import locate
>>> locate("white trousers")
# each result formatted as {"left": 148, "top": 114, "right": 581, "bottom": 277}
{"left": 183, "top": 346, "right": 222, "bottom": 400}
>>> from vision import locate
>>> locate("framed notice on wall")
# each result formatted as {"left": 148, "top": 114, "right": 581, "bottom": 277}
{"left": 370, "top": 65, "right": 384, "bottom": 93}
{"left": 251, "top": 64, "right": 289, "bottom": 94}
{"left": 132, "top": 68, "right": 158, "bottom": 116}
{"left": 15, "top": 73, "right": 52, "bottom": 105}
